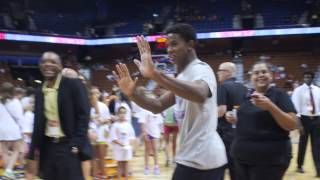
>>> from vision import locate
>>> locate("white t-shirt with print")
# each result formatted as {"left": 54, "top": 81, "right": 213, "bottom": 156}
{"left": 110, "top": 121, "right": 135, "bottom": 161}
{"left": 138, "top": 110, "right": 163, "bottom": 138}
{"left": 174, "top": 59, "right": 227, "bottom": 170}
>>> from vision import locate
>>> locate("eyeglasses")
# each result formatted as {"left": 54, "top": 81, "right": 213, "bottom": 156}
{"left": 218, "top": 69, "right": 229, "bottom": 72}
{"left": 304, "top": 75, "right": 313, "bottom": 79}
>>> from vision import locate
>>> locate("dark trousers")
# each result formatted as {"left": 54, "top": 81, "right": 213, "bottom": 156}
{"left": 172, "top": 163, "right": 224, "bottom": 180}
{"left": 220, "top": 138, "right": 236, "bottom": 180}
{"left": 297, "top": 116, "right": 320, "bottom": 173}
{"left": 42, "top": 138, "right": 84, "bottom": 180}
{"left": 217, "top": 125, "right": 236, "bottom": 180}
{"left": 234, "top": 160, "right": 289, "bottom": 180}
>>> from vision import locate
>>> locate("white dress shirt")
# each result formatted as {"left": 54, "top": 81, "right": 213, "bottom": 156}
{"left": 291, "top": 83, "right": 320, "bottom": 117}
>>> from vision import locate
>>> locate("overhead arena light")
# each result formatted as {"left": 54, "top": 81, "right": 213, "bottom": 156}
{"left": 34, "top": 80, "right": 42, "bottom": 84}
{"left": 1, "top": 27, "right": 320, "bottom": 45}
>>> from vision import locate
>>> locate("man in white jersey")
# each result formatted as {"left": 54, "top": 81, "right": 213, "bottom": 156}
{"left": 113, "top": 23, "right": 227, "bottom": 180}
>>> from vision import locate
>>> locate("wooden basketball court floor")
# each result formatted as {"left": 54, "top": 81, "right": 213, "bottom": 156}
{"left": 1, "top": 130, "right": 319, "bottom": 180}
{"left": 132, "top": 130, "right": 320, "bottom": 180}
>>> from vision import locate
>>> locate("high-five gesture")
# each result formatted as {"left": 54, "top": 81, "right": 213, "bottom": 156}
{"left": 134, "top": 36, "right": 157, "bottom": 79}
{"left": 113, "top": 63, "right": 137, "bottom": 97}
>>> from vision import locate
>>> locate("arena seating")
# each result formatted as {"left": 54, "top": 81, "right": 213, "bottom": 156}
{"left": 0, "top": 0, "right": 310, "bottom": 36}
{"left": 32, "top": 13, "right": 93, "bottom": 36}
{"left": 88, "top": 51, "right": 320, "bottom": 92}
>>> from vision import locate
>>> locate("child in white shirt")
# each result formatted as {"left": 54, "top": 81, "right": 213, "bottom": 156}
{"left": 110, "top": 106, "right": 135, "bottom": 180}
{"left": 138, "top": 109, "right": 163, "bottom": 175}
{"left": 90, "top": 87, "right": 111, "bottom": 179}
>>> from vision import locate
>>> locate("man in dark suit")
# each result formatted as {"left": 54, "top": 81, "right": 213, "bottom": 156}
{"left": 217, "top": 62, "right": 247, "bottom": 180}
{"left": 27, "top": 51, "right": 91, "bottom": 180}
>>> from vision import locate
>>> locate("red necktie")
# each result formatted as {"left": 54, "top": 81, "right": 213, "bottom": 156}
{"left": 309, "top": 86, "right": 316, "bottom": 115}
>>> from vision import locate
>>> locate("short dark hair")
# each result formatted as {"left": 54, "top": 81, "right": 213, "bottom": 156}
{"left": 0, "top": 82, "right": 14, "bottom": 102}
{"left": 251, "top": 61, "right": 273, "bottom": 72}
{"left": 25, "top": 87, "right": 35, "bottom": 96}
{"left": 164, "top": 23, "right": 197, "bottom": 42}
{"left": 14, "top": 87, "right": 25, "bottom": 96}
{"left": 117, "top": 106, "right": 127, "bottom": 114}
{"left": 304, "top": 71, "right": 315, "bottom": 79}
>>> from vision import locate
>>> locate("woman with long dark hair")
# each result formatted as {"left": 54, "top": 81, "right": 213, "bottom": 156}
{"left": 228, "top": 62, "right": 297, "bottom": 180}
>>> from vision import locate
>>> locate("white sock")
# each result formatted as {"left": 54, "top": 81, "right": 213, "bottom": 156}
{"left": 5, "top": 168, "right": 13, "bottom": 173}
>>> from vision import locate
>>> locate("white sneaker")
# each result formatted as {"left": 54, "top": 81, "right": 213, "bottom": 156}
{"left": 144, "top": 168, "right": 149, "bottom": 175}
{"left": 154, "top": 167, "right": 160, "bottom": 175}
{"left": 3, "top": 171, "right": 16, "bottom": 180}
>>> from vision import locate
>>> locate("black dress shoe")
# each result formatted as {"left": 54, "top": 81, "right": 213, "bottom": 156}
{"left": 296, "top": 167, "right": 305, "bottom": 173}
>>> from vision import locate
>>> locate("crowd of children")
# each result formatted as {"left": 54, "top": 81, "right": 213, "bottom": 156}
{"left": 0, "top": 73, "right": 179, "bottom": 180}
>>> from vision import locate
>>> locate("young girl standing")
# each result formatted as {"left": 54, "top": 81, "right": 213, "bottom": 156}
{"left": 110, "top": 106, "right": 135, "bottom": 180}
{"left": 90, "top": 87, "right": 111, "bottom": 179}
{"left": 0, "top": 82, "right": 22, "bottom": 179}
{"left": 139, "top": 109, "right": 163, "bottom": 175}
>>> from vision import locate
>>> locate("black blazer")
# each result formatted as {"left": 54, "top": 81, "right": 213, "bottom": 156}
{"left": 28, "top": 77, "right": 92, "bottom": 163}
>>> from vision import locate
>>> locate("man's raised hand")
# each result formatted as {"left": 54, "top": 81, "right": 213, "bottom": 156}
{"left": 134, "top": 35, "right": 157, "bottom": 79}
{"left": 113, "top": 63, "right": 138, "bottom": 98}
